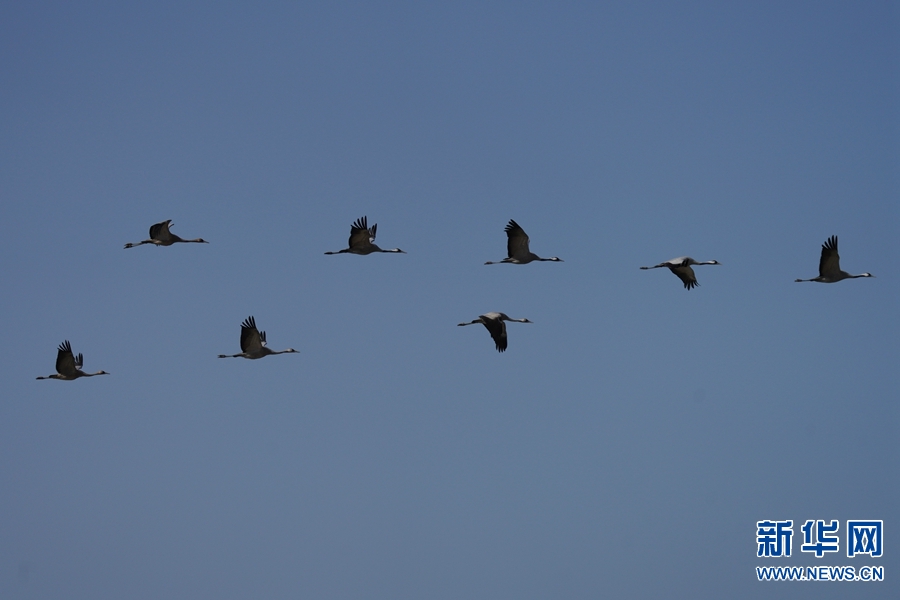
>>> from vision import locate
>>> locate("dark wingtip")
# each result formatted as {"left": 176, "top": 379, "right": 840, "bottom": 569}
{"left": 504, "top": 219, "right": 522, "bottom": 233}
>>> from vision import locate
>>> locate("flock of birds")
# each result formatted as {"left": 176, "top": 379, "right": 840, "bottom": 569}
{"left": 36, "top": 217, "right": 875, "bottom": 380}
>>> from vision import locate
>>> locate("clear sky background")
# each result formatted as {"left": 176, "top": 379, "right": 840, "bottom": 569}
{"left": 1, "top": 2, "right": 897, "bottom": 598}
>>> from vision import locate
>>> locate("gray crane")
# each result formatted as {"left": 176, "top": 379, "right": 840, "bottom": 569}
{"left": 458, "top": 312, "right": 532, "bottom": 352}
{"left": 37, "top": 340, "right": 109, "bottom": 380}
{"left": 124, "top": 220, "right": 208, "bottom": 248}
{"left": 325, "top": 216, "right": 405, "bottom": 255}
{"left": 795, "top": 235, "right": 874, "bottom": 283}
{"left": 640, "top": 257, "right": 720, "bottom": 290}
{"left": 485, "top": 219, "right": 563, "bottom": 265}
{"left": 218, "top": 316, "right": 298, "bottom": 359}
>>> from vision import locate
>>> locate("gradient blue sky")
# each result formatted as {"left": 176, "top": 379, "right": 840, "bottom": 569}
{"left": 1, "top": 2, "right": 897, "bottom": 598}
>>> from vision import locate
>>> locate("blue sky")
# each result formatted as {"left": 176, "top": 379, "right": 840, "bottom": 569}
{"left": 1, "top": 2, "right": 897, "bottom": 598}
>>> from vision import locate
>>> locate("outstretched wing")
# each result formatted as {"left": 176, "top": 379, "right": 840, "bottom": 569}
{"left": 504, "top": 220, "right": 531, "bottom": 260}
{"left": 55, "top": 340, "right": 80, "bottom": 376}
{"left": 149, "top": 220, "right": 174, "bottom": 243}
{"left": 818, "top": 235, "right": 841, "bottom": 279}
{"left": 239, "top": 316, "right": 265, "bottom": 354}
{"left": 348, "top": 216, "right": 376, "bottom": 250}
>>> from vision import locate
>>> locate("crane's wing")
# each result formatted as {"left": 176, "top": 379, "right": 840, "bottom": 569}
{"left": 55, "top": 340, "right": 80, "bottom": 376}
{"left": 504, "top": 220, "right": 531, "bottom": 260}
{"left": 239, "top": 316, "right": 265, "bottom": 354}
{"left": 483, "top": 318, "right": 508, "bottom": 352}
{"left": 149, "top": 220, "right": 174, "bottom": 243}
{"left": 818, "top": 236, "right": 841, "bottom": 279}
{"left": 670, "top": 264, "right": 698, "bottom": 290}
{"left": 348, "top": 216, "right": 375, "bottom": 250}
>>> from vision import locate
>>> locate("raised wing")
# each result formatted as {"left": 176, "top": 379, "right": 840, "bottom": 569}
{"left": 55, "top": 340, "right": 81, "bottom": 377}
{"left": 149, "top": 220, "right": 175, "bottom": 243}
{"left": 348, "top": 216, "right": 376, "bottom": 250}
{"left": 504, "top": 220, "right": 531, "bottom": 260}
{"left": 818, "top": 235, "right": 841, "bottom": 279}
{"left": 239, "top": 316, "right": 265, "bottom": 354}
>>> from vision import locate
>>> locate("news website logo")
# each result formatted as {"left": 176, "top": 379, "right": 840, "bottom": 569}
{"left": 756, "top": 519, "right": 884, "bottom": 582}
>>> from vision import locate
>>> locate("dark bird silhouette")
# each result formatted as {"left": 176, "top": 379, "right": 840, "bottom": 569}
{"left": 458, "top": 312, "right": 532, "bottom": 352}
{"left": 325, "top": 216, "right": 405, "bottom": 255}
{"left": 218, "top": 316, "right": 298, "bottom": 359}
{"left": 640, "top": 257, "right": 720, "bottom": 290}
{"left": 484, "top": 219, "right": 562, "bottom": 265}
{"left": 124, "top": 220, "right": 208, "bottom": 248}
{"left": 795, "top": 235, "right": 873, "bottom": 283}
{"left": 36, "top": 340, "right": 109, "bottom": 380}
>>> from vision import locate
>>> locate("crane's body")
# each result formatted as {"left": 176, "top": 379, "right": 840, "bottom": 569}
{"left": 458, "top": 312, "right": 532, "bottom": 352}
{"left": 325, "top": 216, "right": 405, "bottom": 255}
{"left": 218, "top": 316, "right": 298, "bottom": 359}
{"left": 124, "top": 220, "right": 208, "bottom": 248}
{"left": 37, "top": 340, "right": 109, "bottom": 380}
{"left": 485, "top": 219, "right": 562, "bottom": 265}
{"left": 640, "top": 256, "right": 720, "bottom": 290}
{"left": 795, "top": 236, "right": 873, "bottom": 283}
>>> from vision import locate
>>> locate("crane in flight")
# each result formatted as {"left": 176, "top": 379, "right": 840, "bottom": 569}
{"left": 325, "top": 216, "right": 405, "bottom": 255}
{"left": 640, "top": 257, "right": 720, "bottom": 290}
{"left": 124, "top": 220, "right": 208, "bottom": 248}
{"left": 218, "top": 316, "right": 299, "bottom": 359}
{"left": 37, "top": 340, "right": 109, "bottom": 380}
{"left": 458, "top": 312, "right": 532, "bottom": 352}
{"left": 484, "top": 219, "right": 562, "bottom": 265}
{"left": 795, "top": 235, "right": 873, "bottom": 283}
